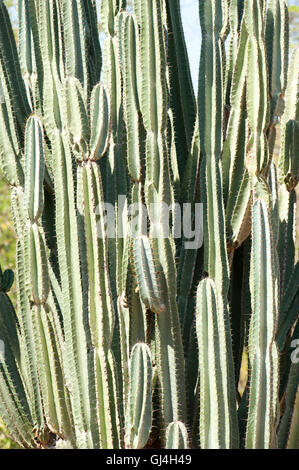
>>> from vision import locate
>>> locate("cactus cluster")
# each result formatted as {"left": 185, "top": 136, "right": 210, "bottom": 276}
{"left": 0, "top": 0, "right": 298, "bottom": 449}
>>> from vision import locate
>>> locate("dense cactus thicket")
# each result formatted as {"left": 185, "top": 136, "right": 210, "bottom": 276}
{"left": 0, "top": 0, "right": 298, "bottom": 449}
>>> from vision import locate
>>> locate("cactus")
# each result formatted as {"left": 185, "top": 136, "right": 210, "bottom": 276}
{"left": 0, "top": 0, "right": 298, "bottom": 449}
{"left": 124, "top": 342, "right": 152, "bottom": 449}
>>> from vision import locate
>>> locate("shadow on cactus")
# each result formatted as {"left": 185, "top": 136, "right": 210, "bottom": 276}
{"left": 0, "top": 0, "right": 298, "bottom": 449}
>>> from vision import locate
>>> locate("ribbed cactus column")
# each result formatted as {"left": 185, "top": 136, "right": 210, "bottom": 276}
{"left": 245, "top": 183, "right": 279, "bottom": 449}
{"left": 0, "top": 0, "right": 299, "bottom": 450}
{"left": 165, "top": 421, "right": 189, "bottom": 449}
{"left": 51, "top": 129, "right": 95, "bottom": 448}
{"left": 125, "top": 343, "right": 153, "bottom": 449}
{"left": 196, "top": 278, "right": 238, "bottom": 449}
{"left": 278, "top": 48, "right": 299, "bottom": 190}
{"left": 244, "top": 0, "right": 270, "bottom": 176}
{"left": 0, "top": 265, "right": 35, "bottom": 448}
{"left": 278, "top": 321, "right": 299, "bottom": 449}
{"left": 0, "top": 1, "right": 28, "bottom": 186}
{"left": 265, "top": 0, "right": 289, "bottom": 123}
{"left": 164, "top": 0, "right": 196, "bottom": 178}
{"left": 100, "top": 2, "right": 133, "bottom": 427}
{"left": 222, "top": 20, "right": 251, "bottom": 249}
{"left": 75, "top": 80, "right": 121, "bottom": 448}
{"left": 23, "top": 116, "right": 69, "bottom": 442}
